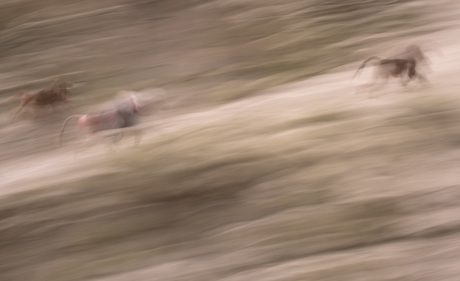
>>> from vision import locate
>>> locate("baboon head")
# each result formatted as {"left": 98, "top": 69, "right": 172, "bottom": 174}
{"left": 51, "top": 76, "right": 73, "bottom": 90}
{"left": 402, "top": 44, "right": 426, "bottom": 63}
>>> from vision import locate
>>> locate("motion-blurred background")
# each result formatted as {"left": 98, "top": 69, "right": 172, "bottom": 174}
{"left": 1, "top": 0, "right": 460, "bottom": 280}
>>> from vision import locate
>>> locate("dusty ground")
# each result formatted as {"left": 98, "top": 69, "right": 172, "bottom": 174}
{"left": 2, "top": 24, "right": 459, "bottom": 195}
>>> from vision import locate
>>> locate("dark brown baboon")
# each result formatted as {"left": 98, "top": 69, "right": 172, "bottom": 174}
{"left": 353, "top": 56, "right": 427, "bottom": 96}
{"left": 11, "top": 76, "right": 72, "bottom": 118}
{"left": 353, "top": 42, "right": 438, "bottom": 96}
{"left": 354, "top": 56, "right": 425, "bottom": 82}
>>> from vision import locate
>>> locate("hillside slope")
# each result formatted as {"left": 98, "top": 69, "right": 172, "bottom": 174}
{"left": 1, "top": 1, "right": 460, "bottom": 281}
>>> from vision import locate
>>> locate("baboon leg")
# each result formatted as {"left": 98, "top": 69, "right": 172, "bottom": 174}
{"left": 104, "top": 131, "right": 122, "bottom": 152}
{"left": 112, "top": 130, "right": 125, "bottom": 144}
{"left": 11, "top": 103, "right": 27, "bottom": 119}
{"left": 102, "top": 130, "right": 125, "bottom": 153}
{"left": 107, "top": 136, "right": 118, "bottom": 153}
{"left": 419, "top": 59, "right": 432, "bottom": 74}
{"left": 133, "top": 128, "right": 143, "bottom": 147}
{"left": 416, "top": 72, "right": 430, "bottom": 84}
{"left": 400, "top": 74, "right": 410, "bottom": 87}
{"left": 121, "top": 127, "right": 142, "bottom": 147}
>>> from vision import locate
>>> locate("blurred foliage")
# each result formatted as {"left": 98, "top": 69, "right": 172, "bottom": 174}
{"left": 0, "top": 0, "right": 450, "bottom": 107}
{"left": 3, "top": 89, "right": 460, "bottom": 280}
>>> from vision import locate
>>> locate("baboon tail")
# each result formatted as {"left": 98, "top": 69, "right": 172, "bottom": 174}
{"left": 352, "top": 56, "right": 382, "bottom": 79}
{"left": 57, "top": 115, "right": 84, "bottom": 146}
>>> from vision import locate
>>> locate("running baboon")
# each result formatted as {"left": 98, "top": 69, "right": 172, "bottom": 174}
{"left": 353, "top": 56, "right": 427, "bottom": 96}
{"left": 58, "top": 88, "right": 167, "bottom": 151}
{"left": 58, "top": 95, "right": 141, "bottom": 147}
{"left": 353, "top": 43, "right": 436, "bottom": 96}
{"left": 11, "top": 76, "right": 72, "bottom": 118}
{"left": 354, "top": 56, "right": 426, "bottom": 82}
